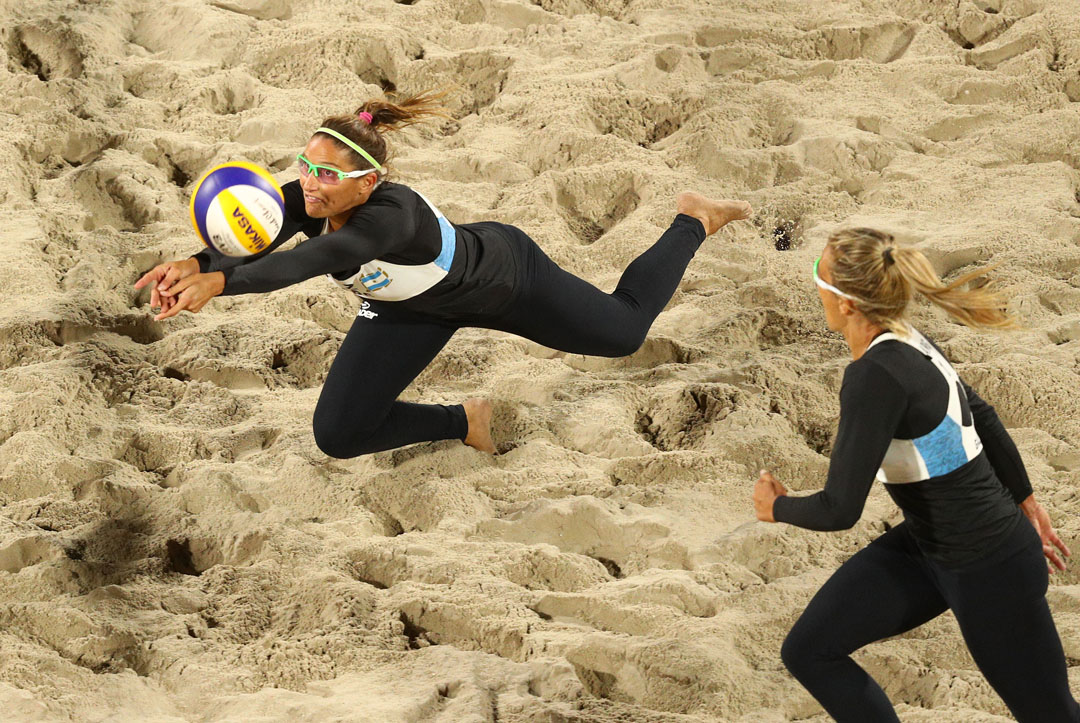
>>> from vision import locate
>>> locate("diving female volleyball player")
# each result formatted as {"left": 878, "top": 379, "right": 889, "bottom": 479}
{"left": 135, "top": 91, "right": 752, "bottom": 457}
{"left": 752, "top": 228, "right": 1079, "bottom": 722}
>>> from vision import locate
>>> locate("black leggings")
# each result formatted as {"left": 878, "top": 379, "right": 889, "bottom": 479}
{"left": 782, "top": 520, "right": 1080, "bottom": 723}
{"left": 312, "top": 215, "right": 706, "bottom": 457}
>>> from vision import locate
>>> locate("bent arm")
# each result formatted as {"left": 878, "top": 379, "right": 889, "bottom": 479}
{"left": 964, "top": 382, "right": 1034, "bottom": 504}
{"left": 773, "top": 360, "right": 907, "bottom": 531}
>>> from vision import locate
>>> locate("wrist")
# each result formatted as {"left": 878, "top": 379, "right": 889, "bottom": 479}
{"left": 1018, "top": 493, "right": 1037, "bottom": 512}
{"left": 768, "top": 494, "right": 782, "bottom": 523}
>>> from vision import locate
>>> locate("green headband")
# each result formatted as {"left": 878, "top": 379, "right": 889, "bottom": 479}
{"left": 315, "top": 126, "right": 384, "bottom": 173}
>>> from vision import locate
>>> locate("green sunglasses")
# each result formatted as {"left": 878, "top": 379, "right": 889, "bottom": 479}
{"left": 813, "top": 256, "right": 861, "bottom": 302}
{"left": 296, "top": 153, "right": 377, "bottom": 185}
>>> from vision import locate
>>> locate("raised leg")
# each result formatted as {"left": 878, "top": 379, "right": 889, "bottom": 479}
{"left": 491, "top": 194, "right": 750, "bottom": 357}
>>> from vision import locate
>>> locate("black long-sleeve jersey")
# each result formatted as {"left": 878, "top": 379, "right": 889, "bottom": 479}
{"left": 193, "top": 179, "right": 518, "bottom": 320}
{"left": 773, "top": 327, "right": 1032, "bottom": 567}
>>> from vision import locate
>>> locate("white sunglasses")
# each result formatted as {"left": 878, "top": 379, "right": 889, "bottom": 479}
{"left": 813, "top": 256, "right": 862, "bottom": 302}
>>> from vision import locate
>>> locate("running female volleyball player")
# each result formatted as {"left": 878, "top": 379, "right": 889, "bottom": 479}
{"left": 752, "top": 228, "right": 1079, "bottom": 722}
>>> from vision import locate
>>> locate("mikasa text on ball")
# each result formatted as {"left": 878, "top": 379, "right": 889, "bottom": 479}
{"left": 189, "top": 161, "right": 285, "bottom": 257}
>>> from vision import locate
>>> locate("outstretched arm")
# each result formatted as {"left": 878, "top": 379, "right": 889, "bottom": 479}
{"left": 138, "top": 181, "right": 310, "bottom": 316}
{"left": 205, "top": 180, "right": 417, "bottom": 296}
{"left": 156, "top": 192, "right": 414, "bottom": 319}
{"left": 767, "top": 360, "right": 907, "bottom": 531}
{"left": 210, "top": 211, "right": 403, "bottom": 295}
{"left": 155, "top": 223, "right": 392, "bottom": 320}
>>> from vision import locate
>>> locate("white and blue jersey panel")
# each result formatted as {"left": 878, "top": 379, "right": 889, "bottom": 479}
{"left": 872, "top": 327, "right": 983, "bottom": 484}
{"left": 326, "top": 191, "right": 456, "bottom": 302}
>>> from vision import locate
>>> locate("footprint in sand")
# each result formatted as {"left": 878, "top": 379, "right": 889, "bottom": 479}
{"left": 475, "top": 496, "right": 690, "bottom": 577}
{"left": 946, "top": 78, "right": 1018, "bottom": 105}
{"left": 589, "top": 91, "right": 703, "bottom": 149}
{"left": 209, "top": 0, "right": 292, "bottom": 21}
{"left": 550, "top": 167, "right": 641, "bottom": 245}
{"left": 194, "top": 69, "right": 261, "bottom": 116}
{"left": 967, "top": 18, "right": 1049, "bottom": 70}
{"left": 44, "top": 313, "right": 165, "bottom": 347}
{"left": 922, "top": 113, "right": 1002, "bottom": 142}
{"left": 558, "top": 336, "right": 703, "bottom": 373}
{"left": 130, "top": 3, "right": 253, "bottom": 65}
{"left": 64, "top": 151, "right": 181, "bottom": 231}
{"left": 345, "top": 537, "right": 610, "bottom": 592}
{"left": 809, "top": 20, "right": 917, "bottom": 64}
{"left": 528, "top": 0, "right": 628, "bottom": 21}
{"left": 532, "top": 569, "right": 720, "bottom": 630}
{"left": 7, "top": 20, "right": 85, "bottom": 81}
{"left": 0, "top": 534, "right": 64, "bottom": 574}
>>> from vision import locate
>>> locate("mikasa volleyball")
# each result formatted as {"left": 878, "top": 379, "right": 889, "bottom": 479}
{"left": 189, "top": 161, "right": 285, "bottom": 257}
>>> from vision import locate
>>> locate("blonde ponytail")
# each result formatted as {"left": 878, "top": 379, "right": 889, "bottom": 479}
{"left": 890, "top": 247, "right": 1016, "bottom": 329}
{"left": 826, "top": 228, "right": 1016, "bottom": 333}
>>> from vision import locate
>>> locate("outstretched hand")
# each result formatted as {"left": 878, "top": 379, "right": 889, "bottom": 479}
{"left": 753, "top": 469, "right": 788, "bottom": 523}
{"left": 1020, "top": 495, "right": 1071, "bottom": 573}
{"left": 154, "top": 271, "right": 226, "bottom": 321}
{"left": 135, "top": 258, "right": 200, "bottom": 316}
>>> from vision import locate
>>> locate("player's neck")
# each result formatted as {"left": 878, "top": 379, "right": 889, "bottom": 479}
{"left": 844, "top": 316, "right": 885, "bottom": 361}
{"left": 327, "top": 212, "right": 351, "bottom": 232}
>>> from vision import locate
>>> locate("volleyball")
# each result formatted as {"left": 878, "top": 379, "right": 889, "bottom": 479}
{"left": 189, "top": 161, "right": 285, "bottom": 257}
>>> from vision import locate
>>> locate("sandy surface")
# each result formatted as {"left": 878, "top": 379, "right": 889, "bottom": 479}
{"left": 1, "top": 0, "right": 1079, "bottom": 720}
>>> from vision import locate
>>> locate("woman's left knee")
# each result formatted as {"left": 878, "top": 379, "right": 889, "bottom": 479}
{"left": 598, "top": 330, "right": 647, "bottom": 358}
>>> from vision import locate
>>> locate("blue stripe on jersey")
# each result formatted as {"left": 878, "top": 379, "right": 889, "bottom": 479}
{"left": 912, "top": 415, "right": 968, "bottom": 478}
{"left": 433, "top": 216, "right": 455, "bottom": 272}
{"left": 367, "top": 277, "right": 391, "bottom": 291}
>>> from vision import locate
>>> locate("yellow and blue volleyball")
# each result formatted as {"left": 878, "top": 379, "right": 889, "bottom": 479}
{"left": 189, "top": 161, "right": 285, "bottom": 257}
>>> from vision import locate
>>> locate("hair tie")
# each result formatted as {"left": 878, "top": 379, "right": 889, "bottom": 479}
{"left": 357, "top": 111, "right": 373, "bottom": 125}
{"left": 883, "top": 246, "right": 895, "bottom": 267}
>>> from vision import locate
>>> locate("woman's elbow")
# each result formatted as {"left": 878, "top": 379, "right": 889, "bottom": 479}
{"left": 824, "top": 506, "right": 862, "bottom": 531}
{"left": 832, "top": 513, "right": 862, "bottom": 531}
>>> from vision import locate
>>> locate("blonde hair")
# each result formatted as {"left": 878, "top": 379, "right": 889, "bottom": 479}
{"left": 316, "top": 89, "right": 452, "bottom": 176}
{"left": 826, "top": 228, "right": 1016, "bottom": 334}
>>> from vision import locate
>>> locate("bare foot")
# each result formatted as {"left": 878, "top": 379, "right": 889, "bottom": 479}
{"left": 463, "top": 398, "right": 496, "bottom": 454}
{"left": 676, "top": 192, "right": 753, "bottom": 236}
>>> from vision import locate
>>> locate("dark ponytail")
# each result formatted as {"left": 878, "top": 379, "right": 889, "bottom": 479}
{"left": 315, "top": 89, "right": 452, "bottom": 175}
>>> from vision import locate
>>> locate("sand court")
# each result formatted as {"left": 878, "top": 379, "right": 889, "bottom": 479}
{"left": 1, "top": 0, "right": 1079, "bottom": 720}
